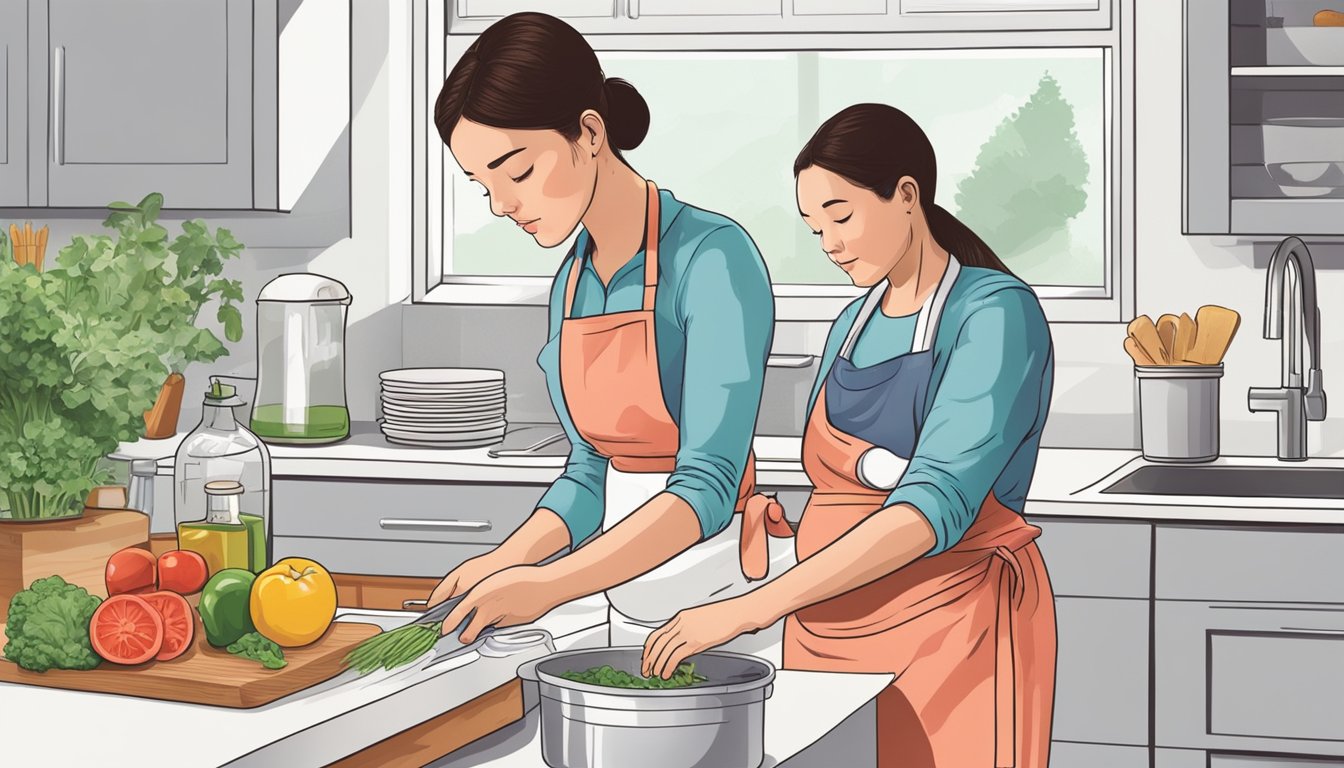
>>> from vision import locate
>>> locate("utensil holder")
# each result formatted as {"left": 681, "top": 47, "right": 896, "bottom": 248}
{"left": 1136, "top": 364, "right": 1224, "bottom": 463}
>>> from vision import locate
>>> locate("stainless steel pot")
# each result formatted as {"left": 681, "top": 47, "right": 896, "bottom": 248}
{"left": 518, "top": 646, "right": 775, "bottom": 768}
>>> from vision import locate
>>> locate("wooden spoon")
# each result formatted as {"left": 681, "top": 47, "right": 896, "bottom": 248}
{"left": 1127, "top": 315, "right": 1168, "bottom": 365}
{"left": 1188, "top": 305, "right": 1241, "bottom": 364}
{"left": 1156, "top": 314, "right": 1180, "bottom": 363}
{"left": 1173, "top": 313, "right": 1197, "bottom": 363}
{"left": 1124, "top": 336, "right": 1156, "bottom": 366}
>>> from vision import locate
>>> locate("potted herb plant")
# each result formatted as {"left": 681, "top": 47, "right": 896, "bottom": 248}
{"left": 0, "top": 193, "right": 245, "bottom": 522}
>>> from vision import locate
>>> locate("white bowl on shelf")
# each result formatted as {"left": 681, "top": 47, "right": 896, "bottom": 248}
{"left": 1266, "top": 27, "right": 1344, "bottom": 66}
{"left": 1265, "top": 161, "right": 1344, "bottom": 197}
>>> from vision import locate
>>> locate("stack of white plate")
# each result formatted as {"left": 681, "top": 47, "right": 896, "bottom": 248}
{"left": 378, "top": 368, "right": 506, "bottom": 448}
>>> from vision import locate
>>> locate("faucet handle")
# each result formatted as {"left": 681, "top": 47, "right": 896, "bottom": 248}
{"left": 1305, "top": 369, "right": 1326, "bottom": 421}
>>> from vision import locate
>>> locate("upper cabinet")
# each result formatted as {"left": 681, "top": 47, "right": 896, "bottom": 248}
{"left": 8, "top": 0, "right": 279, "bottom": 211}
{"left": 0, "top": 3, "right": 29, "bottom": 207}
{"left": 447, "top": 0, "right": 1111, "bottom": 34}
{"left": 1184, "top": 0, "right": 1344, "bottom": 236}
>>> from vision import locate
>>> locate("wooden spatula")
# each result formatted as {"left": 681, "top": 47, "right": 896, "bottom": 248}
{"left": 1174, "top": 313, "right": 1197, "bottom": 363}
{"left": 1123, "top": 336, "right": 1156, "bottom": 366}
{"left": 1127, "top": 315, "right": 1167, "bottom": 365}
{"left": 1156, "top": 314, "right": 1180, "bottom": 363}
{"left": 1188, "top": 305, "right": 1241, "bottom": 364}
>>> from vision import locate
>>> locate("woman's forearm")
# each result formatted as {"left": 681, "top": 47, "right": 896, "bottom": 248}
{"left": 748, "top": 504, "right": 937, "bottom": 627}
{"left": 540, "top": 492, "right": 701, "bottom": 602}
{"left": 489, "top": 508, "right": 572, "bottom": 567}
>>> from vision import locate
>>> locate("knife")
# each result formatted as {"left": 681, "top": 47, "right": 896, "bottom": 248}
{"left": 402, "top": 596, "right": 496, "bottom": 669}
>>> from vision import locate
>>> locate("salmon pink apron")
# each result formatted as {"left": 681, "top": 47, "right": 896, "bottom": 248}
{"left": 783, "top": 256, "right": 1057, "bottom": 768}
{"left": 558, "top": 181, "right": 795, "bottom": 659}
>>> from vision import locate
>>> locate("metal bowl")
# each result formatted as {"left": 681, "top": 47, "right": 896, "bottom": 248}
{"left": 519, "top": 647, "right": 775, "bottom": 768}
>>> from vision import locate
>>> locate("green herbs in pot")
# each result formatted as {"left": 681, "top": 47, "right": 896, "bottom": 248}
{"left": 561, "top": 663, "right": 709, "bottom": 690}
{"left": 227, "top": 631, "right": 287, "bottom": 670}
{"left": 341, "top": 622, "right": 441, "bottom": 675}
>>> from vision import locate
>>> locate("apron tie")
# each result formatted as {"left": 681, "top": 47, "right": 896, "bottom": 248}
{"left": 990, "top": 544, "right": 1028, "bottom": 767}
{"left": 741, "top": 492, "right": 796, "bottom": 581}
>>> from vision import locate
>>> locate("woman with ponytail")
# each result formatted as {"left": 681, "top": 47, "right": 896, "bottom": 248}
{"left": 428, "top": 13, "right": 795, "bottom": 663}
{"left": 644, "top": 104, "right": 1057, "bottom": 768}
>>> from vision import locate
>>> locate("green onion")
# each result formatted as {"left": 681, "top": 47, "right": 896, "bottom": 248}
{"left": 342, "top": 622, "right": 444, "bottom": 674}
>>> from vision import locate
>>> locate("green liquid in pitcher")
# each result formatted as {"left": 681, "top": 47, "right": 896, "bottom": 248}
{"left": 177, "top": 522, "right": 250, "bottom": 575}
{"left": 240, "top": 514, "right": 267, "bottom": 572}
{"left": 250, "top": 404, "right": 349, "bottom": 443}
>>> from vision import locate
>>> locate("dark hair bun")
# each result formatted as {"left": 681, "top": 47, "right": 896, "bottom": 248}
{"left": 603, "top": 78, "right": 650, "bottom": 152}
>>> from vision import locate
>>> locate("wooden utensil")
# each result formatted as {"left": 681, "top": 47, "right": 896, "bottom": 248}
{"left": 1174, "top": 313, "right": 1197, "bottom": 363}
{"left": 9, "top": 223, "right": 21, "bottom": 266}
{"left": 1124, "top": 336, "right": 1156, "bottom": 366}
{"left": 1188, "top": 305, "right": 1241, "bottom": 364}
{"left": 36, "top": 225, "right": 47, "bottom": 271}
{"left": 1126, "top": 315, "right": 1168, "bottom": 365}
{"left": 1156, "top": 314, "right": 1180, "bottom": 362}
{"left": 0, "top": 621, "right": 381, "bottom": 708}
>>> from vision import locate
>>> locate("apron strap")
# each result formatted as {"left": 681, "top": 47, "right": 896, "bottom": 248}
{"left": 991, "top": 543, "right": 1027, "bottom": 767}
{"left": 562, "top": 245, "right": 584, "bottom": 319}
{"left": 642, "top": 181, "right": 660, "bottom": 311}
{"left": 838, "top": 254, "right": 962, "bottom": 360}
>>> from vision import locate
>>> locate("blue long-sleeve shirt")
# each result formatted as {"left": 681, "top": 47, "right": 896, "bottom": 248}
{"left": 806, "top": 266, "right": 1054, "bottom": 556}
{"left": 536, "top": 188, "right": 775, "bottom": 547}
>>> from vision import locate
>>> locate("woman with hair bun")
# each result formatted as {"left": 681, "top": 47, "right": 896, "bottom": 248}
{"left": 643, "top": 104, "right": 1058, "bottom": 768}
{"left": 429, "top": 13, "right": 795, "bottom": 661}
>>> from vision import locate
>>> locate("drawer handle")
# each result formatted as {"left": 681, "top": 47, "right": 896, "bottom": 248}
{"left": 1280, "top": 626, "right": 1344, "bottom": 634}
{"left": 767, "top": 354, "right": 817, "bottom": 369}
{"left": 379, "top": 518, "right": 493, "bottom": 532}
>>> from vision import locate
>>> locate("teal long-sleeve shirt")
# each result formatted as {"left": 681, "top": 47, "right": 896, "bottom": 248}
{"left": 536, "top": 188, "right": 775, "bottom": 547}
{"left": 806, "top": 265, "right": 1055, "bottom": 556}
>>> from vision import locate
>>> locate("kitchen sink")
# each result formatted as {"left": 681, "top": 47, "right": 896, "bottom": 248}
{"left": 1100, "top": 464, "right": 1344, "bottom": 499}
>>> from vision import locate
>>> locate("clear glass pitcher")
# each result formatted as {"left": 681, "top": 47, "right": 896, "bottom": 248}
{"left": 251, "top": 273, "right": 352, "bottom": 445}
{"left": 173, "top": 379, "right": 272, "bottom": 574}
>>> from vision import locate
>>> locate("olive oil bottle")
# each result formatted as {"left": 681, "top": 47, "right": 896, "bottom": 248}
{"left": 178, "top": 481, "right": 251, "bottom": 574}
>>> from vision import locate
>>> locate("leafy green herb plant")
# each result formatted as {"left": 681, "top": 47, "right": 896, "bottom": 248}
{"left": 0, "top": 193, "right": 245, "bottom": 519}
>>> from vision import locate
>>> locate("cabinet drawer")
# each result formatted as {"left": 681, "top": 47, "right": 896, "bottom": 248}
{"left": 1054, "top": 597, "right": 1149, "bottom": 745}
{"left": 457, "top": 0, "right": 617, "bottom": 18}
{"left": 274, "top": 536, "right": 493, "bottom": 579}
{"left": 1050, "top": 742, "right": 1149, "bottom": 768}
{"left": 273, "top": 480, "right": 543, "bottom": 544}
{"left": 1156, "top": 525, "right": 1344, "bottom": 603}
{"left": 1156, "top": 601, "right": 1344, "bottom": 754}
{"left": 794, "top": 0, "right": 886, "bottom": 14}
{"left": 1212, "top": 755, "right": 1344, "bottom": 767}
{"left": 1027, "top": 518, "right": 1151, "bottom": 598}
{"left": 632, "top": 0, "right": 781, "bottom": 16}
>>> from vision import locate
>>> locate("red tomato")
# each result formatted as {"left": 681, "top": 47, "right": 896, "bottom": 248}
{"left": 89, "top": 594, "right": 164, "bottom": 665}
{"left": 141, "top": 590, "right": 196, "bottom": 661}
{"left": 105, "top": 547, "right": 157, "bottom": 596}
{"left": 157, "top": 550, "right": 209, "bottom": 595}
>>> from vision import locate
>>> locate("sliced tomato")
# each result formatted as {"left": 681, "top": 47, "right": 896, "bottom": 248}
{"left": 140, "top": 590, "right": 196, "bottom": 661}
{"left": 89, "top": 594, "right": 164, "bottom": 665}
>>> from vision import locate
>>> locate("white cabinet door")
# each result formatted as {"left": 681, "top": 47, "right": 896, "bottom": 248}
{"left": 902, "top": 0, "right": 1098, "bottom": 11}
{"left": 457, "top": 0, "right": 618, "bottom": 19}
{"left": 894, "top": 0, "right": 1110, "bottom": 30}
{"left": 629, "top": 0, "right": 781, "bottom": 17}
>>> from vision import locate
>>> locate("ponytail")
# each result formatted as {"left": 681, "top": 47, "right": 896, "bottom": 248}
{"left": 926, "top": 204, "right": 1015, "bottom": 276}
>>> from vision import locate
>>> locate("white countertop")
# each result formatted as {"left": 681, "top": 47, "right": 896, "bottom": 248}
{"left": 0, "top": 595, "right": 611, "bottom": 768}
{"left": 112, "top": 424, "right": 1344, "bottom": 525}
{"left": 432, "top": 669, "right": 890, "bottom": 768}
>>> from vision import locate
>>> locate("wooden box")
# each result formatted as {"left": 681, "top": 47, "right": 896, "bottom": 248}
{"left": 0, "top": 508, "right": 150, "bottom": 622}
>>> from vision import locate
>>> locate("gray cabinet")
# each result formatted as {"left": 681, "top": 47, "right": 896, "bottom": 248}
{"left": 45, "top": 0, "right": 256, "bottom": 208}
{"left": 272, "top": 478, "right": 547, "bottom": 577}
{"left": 1051, "top": 742, "right": 1150, "bottom": 768}
{"left": 1183, "top": 1, "right": 1344, "bottom": 235}
{"left": 1, "top": 0, "right": 280, "bottom": 210}
{"left": 1053, "top": 596, "right": 1149, "bottom": 746}
{"left": 1155, "top": 600, "right": 1344, "bottom": 757}
{"left": 0, "top": 3, "right": 28, "bottom": 207}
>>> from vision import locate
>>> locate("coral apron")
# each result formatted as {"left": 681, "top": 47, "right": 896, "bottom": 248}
{"left": 782, "top": 256, "right": 1057, "bottom": 768}
{"left": 558, "top": 180, "right": 795, "bottom": 661}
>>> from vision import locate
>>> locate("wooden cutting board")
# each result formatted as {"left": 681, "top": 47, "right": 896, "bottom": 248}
{"left": 0, "top": 620, "right": 380, "bottom": 708}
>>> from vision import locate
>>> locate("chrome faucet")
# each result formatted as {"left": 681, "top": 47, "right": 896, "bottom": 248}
{"left": 1247, "top": 236, "right": 1326, "bottom": 461}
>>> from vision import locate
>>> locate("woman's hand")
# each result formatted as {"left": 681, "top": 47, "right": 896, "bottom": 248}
{"left": 426, "top": 553, "right": 504, "bottom": 610}
{"left": 440, "top": 565, "right": 565, "bottom": 643}
{"left": 641, "top": 596, "right": 774, "bottom": 680}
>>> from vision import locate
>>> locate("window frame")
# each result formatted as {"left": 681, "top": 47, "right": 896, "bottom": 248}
{"left": 411, "top": 2, "right": 1134, "bottom": 323}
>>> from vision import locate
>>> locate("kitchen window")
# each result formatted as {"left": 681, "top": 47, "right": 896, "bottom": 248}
{"left": 411, "top": 3, "right": 1133, "bottom": 322}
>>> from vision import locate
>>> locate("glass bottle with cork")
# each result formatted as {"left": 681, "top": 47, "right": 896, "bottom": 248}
{"left": 173, "top": 377, "right": 272, "bottom": 574}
